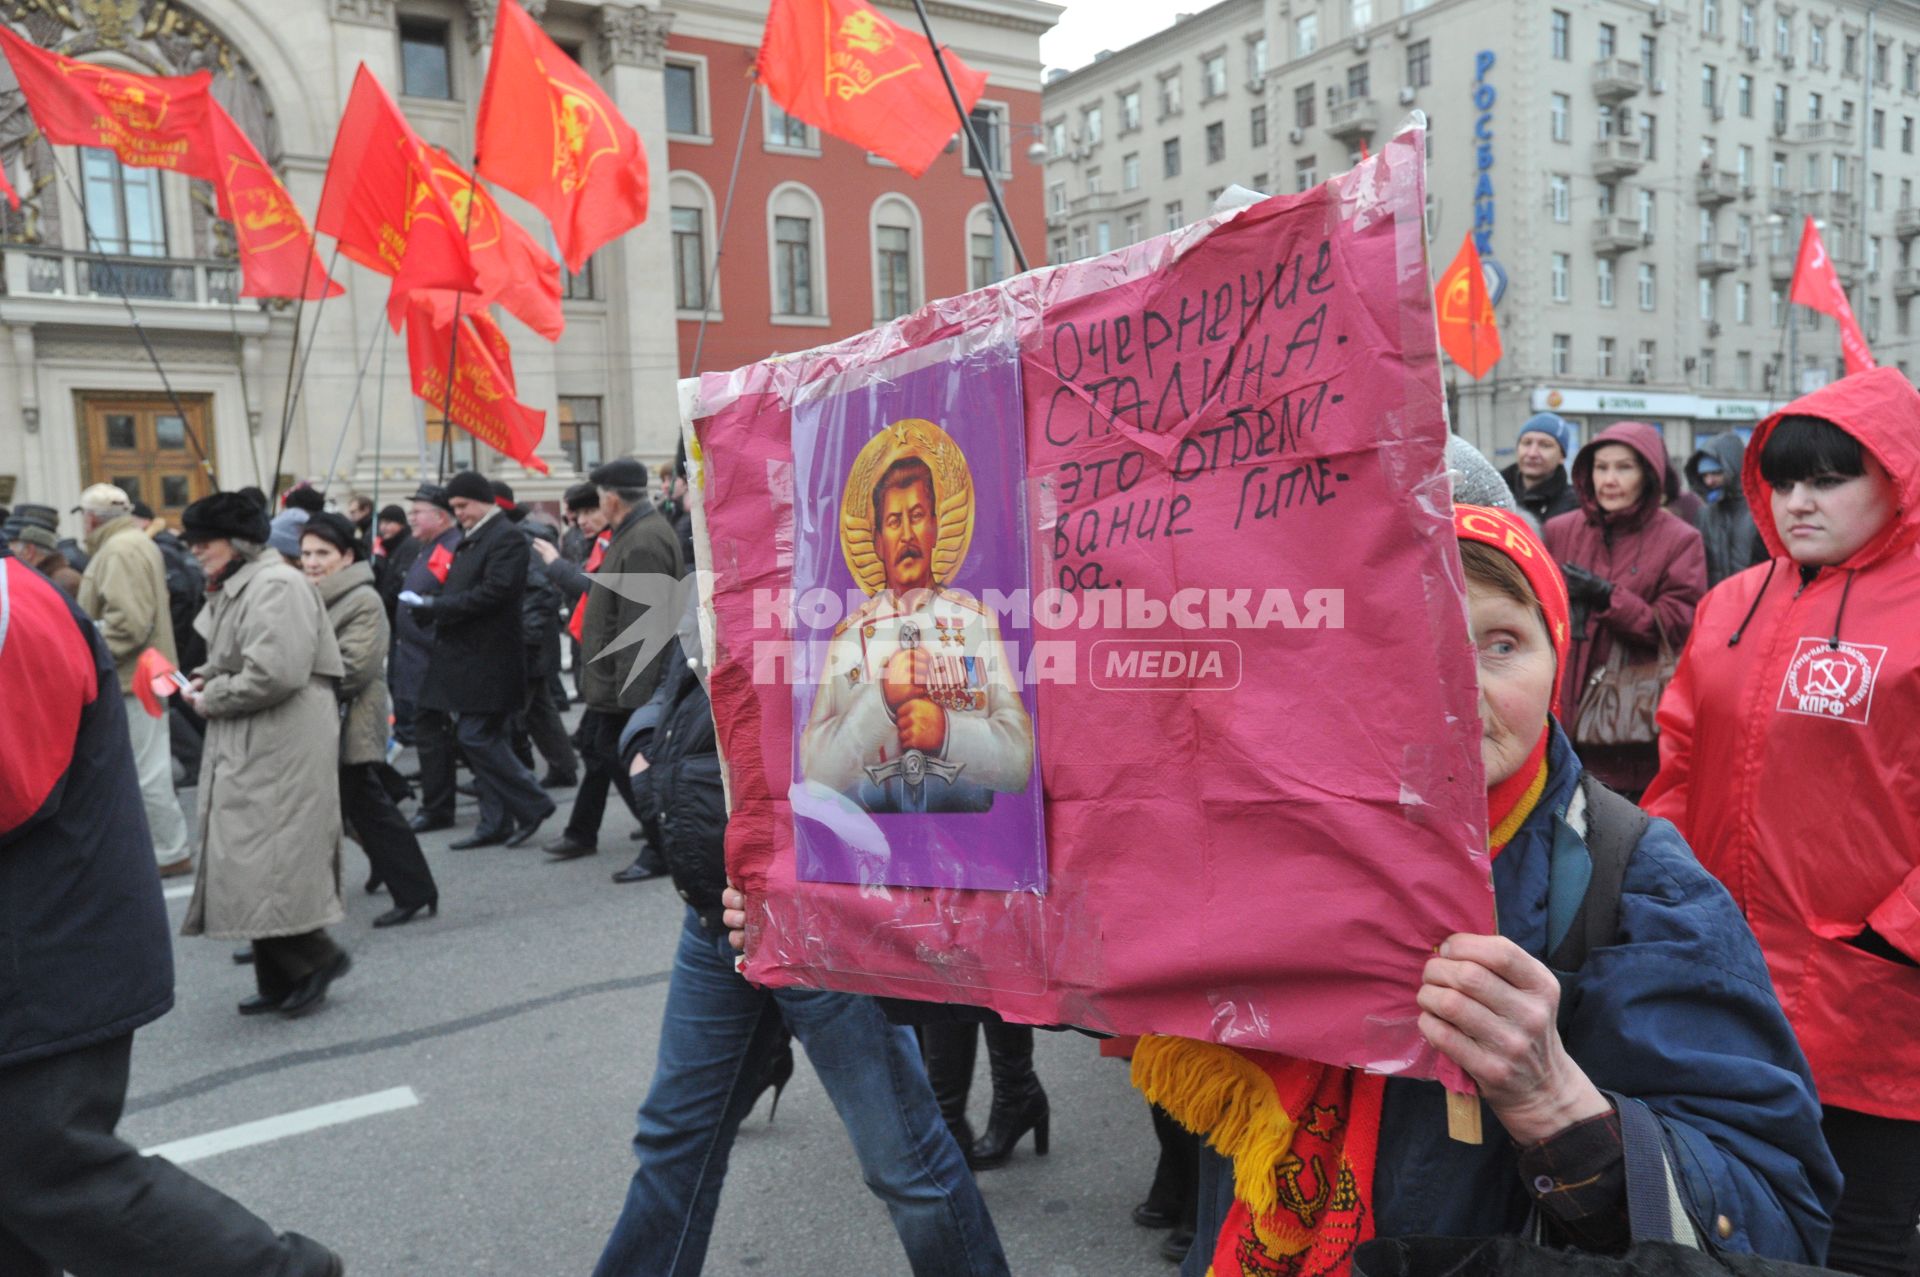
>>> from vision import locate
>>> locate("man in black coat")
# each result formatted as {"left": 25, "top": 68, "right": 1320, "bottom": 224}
{"left": 403, "top": 471, "right": 554, "bottom": 849}
{"left": 392, "top": 485, "right": 462, "bottom": 821}
{"left": 493, "top": 480, "right": 577, "bottom": 788}
{"left": 542, "top": 457, "right": 682, "bottom": 873}
{"left": 0, "top": 552, "right": 343, "bottom": 1276}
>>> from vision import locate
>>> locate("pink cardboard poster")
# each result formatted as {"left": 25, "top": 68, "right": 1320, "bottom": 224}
{"left": 693, "top": 127, "right": 1494, "bottom": 1079}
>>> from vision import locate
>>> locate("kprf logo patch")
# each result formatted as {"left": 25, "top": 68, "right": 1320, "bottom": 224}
{"left": 1776, "top": 638, "right": 1889, "bottom": 724}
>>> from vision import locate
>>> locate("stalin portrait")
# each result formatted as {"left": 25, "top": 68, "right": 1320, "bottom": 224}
{"left": 800, "top": 417, "right": 1035, "bottom": 814}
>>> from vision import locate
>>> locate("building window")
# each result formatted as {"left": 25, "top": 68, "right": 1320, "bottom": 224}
{"left": 1551, "top": 252, "right": 1570, "bottom": 302}
{"left": 875, "top": 225, "right": 913, "bottom": 321}
{"left": 562, "top": 256, "right": 598, "bottom": 301}
{"left": 1047, "top": 119, "right": 1067, "bottom": 157}
{"left": 1638, "top": 188, "right": 1655, "bottom": 231}
{"left": 765, "top": 103, "right": 814, "bottom": 150}
{"left": 1702, "top": 64, "right": 1717, "bottom": 109}
{"left": 1350, "top": 0, "right": 1373, "bottom": 28}
{"left": 1205, "top": 121, "right": 1225, "bottom": 163}
{"left": 1049, "top": 182, "right": 1066, "bottom": 215}
{"left": 1772, "top": 84, "right": 1788, "bottom": 132}
{"left": 1086, "top": 166, "right": 1103, "bottom": 195}
{"left": 970, "top": 208, "right": 1001, "bottom": 288}
{"left": 1809, "top": 22, "right": 1826, "bottom": 66}
{"left": 1123, "top": 152, "right": 1141, "bottom": 190}
{"left": 1641, "top": 33, "right": 1658, "bottom": 69}
{"left": 1120, "top": 88, "right": 1141, "bottom": 133}
{"left": 1699, "top": 277, "right": 1715, "bottom": 321}
{"left": 671, "top": 208, "right": 706, "bottom": 311}
{"left": 967, "top": 104, "right": 1007, "bottom": 174}
{"left": 1739, "top": 4, "right": 1757, "bottom": 49}
{"left": 1295, "top": 13, "right": 1318, "bottom": 56}
{"left": 1164, "top": 200, "right": 1184, "bottom": 231}
{"left": 1083, "top": 104, "right": 1103, "bottom": 147}
{"left": 1599, "top": 23, "right": 1616, "bottom": 59}
{"left": 1700, "top": 349, "right": 1716, "bottom": 386}
{"left": 1735, "top": 350, "right": 1752, "bottom": 390}
{"left": 1736, "top": 280, "right": 1751, "bottom": 324}
{"left": 1873, "top": 109, "right": 1886, "bottom": 149}
{"left": 1160, "top": 73, "right": 1183, "bottom": 118}
{"left": 1407, "top": 40, "right": 1431, "bottom": 88}
{"left": 1636, "top": 339, "right": 1656, "bottom": 379}
{"left": 1095, "top": 221, "right": 1112, "bottom": 254}
{"left": 1202, "top": 52, "right": 1227, "bottom": 100}
{"left": 1249, "top": 36, "right": 1268, "bottom": 81}
{"left": 1347, "top": 62, "right": 1370, "bottom": 100}
{"left": 1703, "top": 0, "right": 1720, "bottom": 38}
{"left": 1550, "top": 174, "right": 1570, "bottom": 222}
{"left": 1597, "top": 336, "right": 1616, "bottom": 378}
{"left": 80, "top": 149, "right": 166, "bottom": 257}
{"left": 1638, "top": 262, "right": 1656, "bottom": 310}
{"left": 1597, "top": 257, "right": 1615, "bottom": 307}
{"left": 399, "top": 18, "right": 453, "bottom": 99}
{"left": 1807, "top": 91, "right": 1822, "bottom": 122}
{"left": 1552, "top": 334, "right": 1571, "bottom": 375}
{"left": 1736, "top": 210, "right": 1753, "bottom": 253}
{"left": 1163, "top": 137, "right": 1181, "bottom": 178}
{"left": 1551, "top": 93, "right": 1570, "bottom": 142}
{"left": 1072, "top": 226, "right": 1089, "bottom": 258}
{"left": 1640, "top": 113, "right": 1657, "bottom": 160}
{"left": 775, "top": 216, "right": 814, "bottom": 315}
{"left": 1296, "top": 83, "right": 1316, "bottom": 127}
{"left": 1737, "top": 74, "right": 1753, "bottom": 117}
{"left": 1124, "top": 212, "right": 1143, "bottom": 245}
{"left": 1843, "top": 31, "right": 1858, "bottom": 75}
{"left": 557, "top": 397, "right": 603, "bottom": 474}
{"left": 1775, "top": 12, "right": 1791, "bottom": 59}
{"left": 1550, "top": 10, "right": 1570, "bottom": 61}
{"left": 1250, "top": 104, "right": 1267, "bottom": 148}
{"left": 1295, "top": 157, "right": 1317, "bottom": 191}
{"left": 1771, "top": 287, "right": 1784, "bottom": 328}
{"left": 1905, "top": 117, "right": 1915, "bottom": 155}
{"left": 665, "top": 61, "right": 703, "bottom": 135}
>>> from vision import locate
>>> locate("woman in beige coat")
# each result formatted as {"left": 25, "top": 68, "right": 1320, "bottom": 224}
{"left": 301, "top": 513, "right": 440, "bottom": 927}
{"left": 177, "top": 493, "right": 352, "bottom": 1020}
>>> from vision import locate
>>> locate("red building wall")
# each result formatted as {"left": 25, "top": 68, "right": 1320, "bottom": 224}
{"left": 668, "top": 34, "right": 1046, "bottom": 379}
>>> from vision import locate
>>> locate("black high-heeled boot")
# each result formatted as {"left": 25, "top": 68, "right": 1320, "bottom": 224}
{"left": 919, "top": 1021, "right": 980, "bottom": 1156}
{"left": 970, "top": 1023, "right": 1049, "bottom": 1169}
{"left": 748, "top": 1033, "right": 795, "bottom": 1123}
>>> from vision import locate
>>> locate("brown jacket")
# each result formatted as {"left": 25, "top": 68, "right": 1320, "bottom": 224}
{"left": 317, "top": 561, "right": 392, "bottom": 767}
{"left": 77, "top": 516, "right": 177, "bottom": 695}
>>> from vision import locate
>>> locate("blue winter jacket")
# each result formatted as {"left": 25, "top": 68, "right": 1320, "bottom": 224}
{"left": 1195, "top": 726, "right": 1840, "bottom": 1267}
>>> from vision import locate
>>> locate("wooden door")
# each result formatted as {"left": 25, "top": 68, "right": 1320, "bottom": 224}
{"left": 78, "top": 395, "right": 216, "bottom": 525}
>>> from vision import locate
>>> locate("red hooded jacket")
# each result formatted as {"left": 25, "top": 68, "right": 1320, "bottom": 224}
{"left": 1645, "top": 368, "right": 1920, "bottom": 1121}
{"left": 1544, "top": 421, "right": 1707, "bottom": 791}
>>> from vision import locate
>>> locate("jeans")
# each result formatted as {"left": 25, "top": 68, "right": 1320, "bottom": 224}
{"left": 0, "top": 1034, "right": 335, "bottom": 1276}
{"left": 592, "top": 910, "right": 1009, "bottom": 1277}
{"left": 1822, "top": 1106, "right": 1920, "bottom": 1277}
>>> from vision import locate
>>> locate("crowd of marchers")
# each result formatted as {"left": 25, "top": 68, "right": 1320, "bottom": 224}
{"left": 1, "top": 369, "right": 1916, "bottom": 1277}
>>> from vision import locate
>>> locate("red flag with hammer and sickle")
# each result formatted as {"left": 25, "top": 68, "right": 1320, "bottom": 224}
{"left": 424, "top": 147, "right": 564, "bottom": 341}
{"left": 1789, "top": 216, "right": 1877, "bottom": 376}
{"left": 475, "top": 0, "right": 649, "bottom": 275}
{"left": 0, "top": 26, "right": 217, "bottom": 179}
{"left": 1433, "top": 233, "right": 1502, "bottom": 381}
{"left": 756, "top": 0, "right": 988, "bottom": 178}
{"left": 316, "top": 65, "right": 479, "bottom": 329}
{"left": 207, "top": 104, "right": 341, "bottom": 300}
{"left": 404, "top": 293, "right": 549, "bottom": 474}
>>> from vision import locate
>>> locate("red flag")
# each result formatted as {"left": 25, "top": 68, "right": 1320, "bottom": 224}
{"left": 1790, "top": 216, "right": 1877, "bottom": 376}
{"left": 1433, "top": 233, "right": 1502, "bottom": 381}
{"left": 756, "top": 0, "right": 987, "bottom": 178}
{"left": 316, "top": 66, "right": 478, "bottom": 329}
{"left": 207, "top": 104, "right": 340, "bottom": 300}
{"left": 425, "top": 148, "right": 564, "bottom": 340}
{"left": 0, "top": 26, "right": 216, "bottom": 179}
{"left": 475, "top": 0, "right": 648, "bottom": 274}
{"left": 404, "top": 296, "right": 549, "bottom": 474}
{"left": 0, "top": 161, "right": 19, "bottom": 212}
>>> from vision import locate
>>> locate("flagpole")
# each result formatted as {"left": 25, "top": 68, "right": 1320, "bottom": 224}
{"left": 226, "top": 290, "right": 264, "bottom": 491}
{"left": 437, "top": 164, "right": 483, "bottom": 483}
{"left": 904, "top": 0, "right": 1029, "bottom": 273}
{"left": 52, "top": 153, "right": 215, "bottom": 485}
{"left": 320, "top": 313, "right": 386, "bottom": 494}
{"left": 367, "top": 323, "right": 389, "bottom": 523}
{"left": 271, "top": 242, "right": 344, "bottom": 502}
{"left": 691, "top": 79, "right": 760, "bottom": 377}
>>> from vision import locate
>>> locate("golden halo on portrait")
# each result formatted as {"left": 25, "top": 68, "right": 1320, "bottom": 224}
{"left": 839, "top": 417, "right": 975, "bottom": 597}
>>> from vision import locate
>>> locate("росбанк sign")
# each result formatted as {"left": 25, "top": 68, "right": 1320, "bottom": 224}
{"left": 1473, "top": 50, "right": 1494, "bottom": 255}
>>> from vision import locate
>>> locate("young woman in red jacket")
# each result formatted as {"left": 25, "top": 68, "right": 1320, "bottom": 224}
{"left": 1646, "top": 366, "right": 1920, "bottom": 1277}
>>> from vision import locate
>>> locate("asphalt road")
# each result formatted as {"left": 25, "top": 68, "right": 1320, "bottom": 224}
{"left": 123, "top": 749, "right": 1172, "bottom": 1277}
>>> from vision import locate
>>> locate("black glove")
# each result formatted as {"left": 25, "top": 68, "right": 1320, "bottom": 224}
{"left": 1559, "top": 563, "right": 1613, "bottom": 610}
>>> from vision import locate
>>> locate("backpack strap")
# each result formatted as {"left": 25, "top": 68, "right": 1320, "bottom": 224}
{"left": 1546, "top": 773, "right": 1648, "bottom": 975}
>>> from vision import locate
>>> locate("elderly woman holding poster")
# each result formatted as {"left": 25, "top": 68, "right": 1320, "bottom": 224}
{"left": 727, "top": 507, "right": 1839, "bottom": 1273}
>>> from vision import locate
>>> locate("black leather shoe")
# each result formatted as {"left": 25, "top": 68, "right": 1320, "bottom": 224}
{"left": 611, "top": 856, "right": 665, "bottom": 883}
{"left": 505, "top": 809, "right": 555, "bottom": 848}
{"left": 539, "top": 772, "right": 578, "bottom": 789}
{"left": 449, "top": 828, "right": 509, "bottom": 850}
{"left": 1132, "top": 1202, "right": 1181, "bottom": 1230}
{"left": 410, "top": 814, "right": 453, "bottom": 834}
{"left": 543, "top": 833, "right": 597, "bottom": 858}
{"left": 237, "top": 992, "right": 284, "bottom": 1015}
{"left": 232, "top": 945, "right": 256, "bottom": 965}
{"left": 373, "top": 900, "right": 438, "bottom": 928}
{"left": 364, "top": 875, "right": 385, "bottom": 895}
{"left": 1159, "top": 1226, "right": 1194, "bottom": 1265}
{"left": 280, "top": 951, "right": 351, "bottom": 1019}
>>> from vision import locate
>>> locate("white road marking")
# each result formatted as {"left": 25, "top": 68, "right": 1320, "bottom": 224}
{"left": 142, "top": 1087, "right": 420, "bottom": 1165}
{"left": 163, "top": 884, "right": 194, "bottom": 900}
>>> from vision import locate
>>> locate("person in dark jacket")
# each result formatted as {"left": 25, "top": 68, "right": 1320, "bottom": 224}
{"left": 542, "top": 458, "right": 681, "bottom": 870}
{"left": 1684, "top": 431, "right": 1769, "bottom": 586}
{"left": 1664, "top": 458, "right": 1707, "bottom": 525}
{"left": 371, "top": 504, "right": 413, "bottom": 615}
{"left": 0, "top": 551, "right": 344, "bottom": 1277}
{"left": 402, "top": 471, "right": 554, "bottom": 850}
{"left": 1499, "top": 412, "right": 1580, "bottom": 525}
{"left": 1544, "top": 422, "right": 1707, "bottom": 797}
{"left": 591, "top": 613, "right": 1009, "bottom": 1277}
{"left": 391, "top": 486, "right": 461, "bottom": 824}
{"left": 493, "top": 480, "right": 577, "bottom": 789}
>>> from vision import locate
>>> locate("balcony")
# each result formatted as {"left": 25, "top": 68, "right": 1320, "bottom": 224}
{"left": 1695, "top": 168, "right": 1742, "bottom": 205}
{"left": 1592, "top": 135, "right": 1646, "bottom": 179}
{"left": 1769, "top": 245, "right": 1796, "bottom": 283}
{"left": 5, "top": 249, "right": 242, "bottom": 306}
{"left": 1326, "top": 96, "right": 1380, "bottom": 141}
{"left": 1767, "top": 188, "right": 1799, "bottom": 220}
{"left": 1066, "top": 190, "right": 1118, "bottom": 216}
{"left": 1696, "top": 241, "right": 1742, "bottom": 274}
{"left": 1591, "top": 58, "right": 1645, "bottom": 101}
{"left": 1794, "top": 119, "right": 1854, "bottom": 146}
{"left": 1894, "top": 205, "right": 1920, "bottom": 240}
{"left": 1894, "top": 268, "right": 1920, "bottom": 300}
{"left": 1592, "top": 216, "right": 1646, "bottom": 256}
{"left": 1800, "top": 190, "right": 1858, "bottom": 223}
